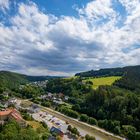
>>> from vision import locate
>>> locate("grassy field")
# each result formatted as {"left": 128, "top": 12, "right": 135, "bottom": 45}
{"left": 27, "top": 121, "right": 42, "bottom": 129}
{"left": 84, "top": 76, "right": 121, "bottom": 89}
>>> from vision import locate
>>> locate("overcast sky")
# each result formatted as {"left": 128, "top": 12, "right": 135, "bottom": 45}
{"left": 0, "top": 0, "right": 140, "bottom": 76}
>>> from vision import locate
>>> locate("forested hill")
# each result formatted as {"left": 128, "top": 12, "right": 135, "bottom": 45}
{"left": 0, "top": 71, "right": 58, "bottom": 89}
{"left": 75, "top": 65, "right": 140, "bottom": 91}
{"left": 75, "top": 65, "right": 140, "bottom": 77}
{"left": 75, "top": 67, "right": 124, "bottom": 77}
{"left": 115, "top": 65, "right": 140, "bottom": 90}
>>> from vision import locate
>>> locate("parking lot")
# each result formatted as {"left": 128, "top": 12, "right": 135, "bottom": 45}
{"left": 32, "top": 111, "right": 73, "bottom": 140}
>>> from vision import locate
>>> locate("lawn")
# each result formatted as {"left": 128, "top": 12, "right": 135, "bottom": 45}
{"left": 27, "top": 121, "right": 42, "bottom": 129}
{"left": 84, "top": 76, "right": 121, "bottom": 89}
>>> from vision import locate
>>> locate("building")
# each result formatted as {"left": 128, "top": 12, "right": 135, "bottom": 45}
{"left": 53, "top": 99, "right": 63, "bottom": 105}
{"left": 0, "top": 109, "right": 26, "bottom": 127}
{"left": 8, "top": 98, "right": 17, "bottom": 106}
{"left": 28, "top": 104, "right": 41, "bottom": 113}
{"left": 50, "top": 126, "right": 64, "bottom": 137}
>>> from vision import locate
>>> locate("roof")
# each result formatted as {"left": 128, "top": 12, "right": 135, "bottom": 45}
{"left": 50, "top": 126, "right": 64, "bottom": 135}
{"left": 0, "top": 109, "right": 13, "bottom": 116}
{"left": 0, "top": 109, "right": 23, "bottom": 121}
{"left": 10, "top": 109, "right": 23, "bottom": 121}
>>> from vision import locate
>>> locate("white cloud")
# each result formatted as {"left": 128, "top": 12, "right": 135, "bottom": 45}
{"left": 78, "top": 0, "right": 116, "bottom": 22}
{"left": 0, "top": 0, "right": 140, "bottom": 75}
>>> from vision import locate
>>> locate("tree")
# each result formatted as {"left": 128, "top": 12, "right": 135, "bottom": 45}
{"left": 71, "top": 127, "right": 80, "bottom": 136}
{"left": 67, "top": 125, "right": 72, "bottom": 132}
{"left": 122, "top": 125, "right": 136, "bottom": 140}
{"left": 80, "top": 114, "right": 89, "bottom": 122}
{"left": 88, "top": 117, "right": 98, "bottom": 125}
{"left": 72, "top": 104, "right": 81, "bottom": 111}
{"left": 114, "top": 126, "right": 121, "bottom": 135}
{"left": 135, "top": 132, "right": 140, "bottom": 140}
{"left": 85, "top": 134, "right": 96, "bottom": 140}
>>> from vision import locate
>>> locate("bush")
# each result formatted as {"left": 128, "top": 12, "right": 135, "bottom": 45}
{"left": 80, "top": 114, "right": 89, "bottom": 122}
{"left": 122, "top": 125, "right": 136, "bottom": 140}
{"left": 68, "top": 125, "right": 80, "bottom": 136}
{"left": 60, "top": 106, "right": 79, "bottom": 119}
{"left": 22, "top": 113, "right": 33, "bottom": 121}
{"left": 41, "top": 101, "right": 51, "bottom": 107}
{"left": 88, "top": 117, "right": 98, "bottom": 125}
{"left": 85, "top": 134, "right": 96, "bottom": 140}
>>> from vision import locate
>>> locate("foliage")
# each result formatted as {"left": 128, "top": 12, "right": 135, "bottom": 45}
{"left": 85, "top": 134, "right": 96, "bottom": 140}
{"left": 41, "top": 101, "right": 51, "bottom": 107}
{"left": 19, "top": 85, "right": 43, "bottom": 98}
{"left": 0, "top": 120, "right": 51, "bottom": 140}
{"left": 0, "top": 71, "right": 59, "bottom": 89}
{"left": 80, "top": 114, "right": 89, "bottom": 122}
{"left": 45, "top": 77, "right": 92, "bottom": 97}
{"left": 75, "top": 67, "right": 125, "bottom": 77}
{"left": 58, "top": 106, "right": 79, "bottom": 119}
{"left": 67, "top": 125, "right": 80, "bottom": 136}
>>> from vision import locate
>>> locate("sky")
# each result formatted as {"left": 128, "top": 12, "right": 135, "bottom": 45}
{"left": 0, "top": 0, "right": 140, "bottom": 76}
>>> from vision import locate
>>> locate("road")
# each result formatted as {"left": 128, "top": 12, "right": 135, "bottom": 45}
{"left": 21, "top": 99, "right": 125, "bottom": 140}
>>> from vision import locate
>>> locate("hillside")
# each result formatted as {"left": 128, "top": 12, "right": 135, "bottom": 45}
{"left": 83, "top": 76, "right": 121, "bottom": 89}
{"left": 0, "top": 71, "right": 58, "bottom": 89}
{"left": 75, "top": 67, "right": 125, "bottom": 77}
{"left": 115, "top": 65, "right": 140, "bottom": 90}
{"left": 76, "top": 65, "right": 140, "bottom": 91}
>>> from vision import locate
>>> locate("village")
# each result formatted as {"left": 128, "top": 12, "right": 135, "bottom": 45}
{"left": 0, "top": 92, "right": 88, "bottom": 140}
{"left": 0, "top": 89, "right": 126, "bottom": 140}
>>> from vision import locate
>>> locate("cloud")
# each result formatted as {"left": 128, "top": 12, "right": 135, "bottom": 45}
{"left": 0, "top": 0, "right": 9, "bottom": 11}
{"left": 0, "top": 0, "right": 140, "bottom": 76}
{"left": 78, "top": 0, "right": 117, "bottom": 24}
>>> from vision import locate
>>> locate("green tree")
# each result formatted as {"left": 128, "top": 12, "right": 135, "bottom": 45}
{"left": 80, "top": 114, "right": 89, "bottom": 122}
{"left": 88, "top": 117, "right": 98, "bottom": 125}
{"left": 122, "top": 125, "right": 136, "bottom": 140}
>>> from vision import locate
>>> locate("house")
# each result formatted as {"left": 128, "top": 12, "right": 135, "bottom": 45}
{"left": 48, "top": 93, "right": 53, "bottom": 98}
{"left": 40, "top": 95, "right": 47, "bottom": 100}
{"left": 28, "top": 104, "right": 41, "bottom": 113}
{"left": 0, "top": 108, "right": 26, "bottom": 127}
{"left": 50, "top": 126, "right": 64, "bottom": 137}
{"left": 8, "top": 98, "right": 17, "bottom": 106}
{"left": 53, "top": 99, "right": 63, "bottom": 105}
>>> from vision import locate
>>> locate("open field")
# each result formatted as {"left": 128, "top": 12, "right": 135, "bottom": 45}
{"left": 83, "top": 76, "right": 121, "bottom": 89}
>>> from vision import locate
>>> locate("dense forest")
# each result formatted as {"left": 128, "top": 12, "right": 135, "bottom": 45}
{"left": 115, "top": 66, "right": 140, "bottom": 91}
{"left": 75, "top": 67, "right": 125, "bottom": 77}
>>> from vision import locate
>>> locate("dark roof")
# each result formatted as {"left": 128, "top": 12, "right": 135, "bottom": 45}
{"left": 50, "top": 126, "right": 64, "bottom": 135}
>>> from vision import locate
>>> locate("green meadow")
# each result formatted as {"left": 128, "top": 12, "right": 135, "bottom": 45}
{"left": 84, "top": 76, "right": 121, "bottom": 89}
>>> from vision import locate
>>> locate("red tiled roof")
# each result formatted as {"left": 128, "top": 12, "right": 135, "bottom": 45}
{"left": 0, "top": 109, "right": 13, "bottom": 116}
{"left": 10, "top": 109, "right": 23, "bottom": 121}
{"left": 0, "top": 109, "right": 23, "bottom": 121}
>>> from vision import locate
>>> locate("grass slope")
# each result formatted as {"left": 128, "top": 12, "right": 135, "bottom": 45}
{"left": 84, "top": 76, "right": 121, "bottom": 89}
